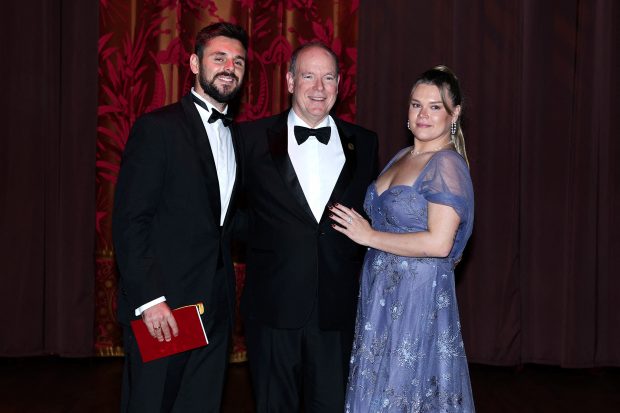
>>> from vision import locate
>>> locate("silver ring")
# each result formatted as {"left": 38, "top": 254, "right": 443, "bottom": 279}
{"left": 154, "top": 326, "right": 161, "bottom": 330}
{"left": 347, "top": 215, "right": 352, "bottom": 224}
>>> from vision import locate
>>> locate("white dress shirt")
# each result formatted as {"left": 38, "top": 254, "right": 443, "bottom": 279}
{"left": 287, "top": 110, "right": 345, "bottom": 222}
{"left": 190, "top": 88, "right": 236, "bottom": 226}
{"left": 134, "top": 89, "right": 236, "bottom": 316}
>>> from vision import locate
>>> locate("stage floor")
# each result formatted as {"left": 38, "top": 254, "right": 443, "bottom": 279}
{"left": 0, "top": 357, "right": 619, "bottom": 412}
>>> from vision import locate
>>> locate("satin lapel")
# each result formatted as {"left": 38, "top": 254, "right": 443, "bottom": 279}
{"left": 320, "top": 120, "right": 357, "bottom": 225}
{"left": 222, "top": 123, "right": 240, "bottom": 228}
{"left": 267, "top": 114, "right": 317, "bottom": 225}
{"left": 181, "top": 94, "right": 221, "bottom": 228}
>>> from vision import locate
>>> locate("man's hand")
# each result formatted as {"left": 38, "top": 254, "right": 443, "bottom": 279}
{"left": 142, "top": 302, "right": 179, "bottom": 342}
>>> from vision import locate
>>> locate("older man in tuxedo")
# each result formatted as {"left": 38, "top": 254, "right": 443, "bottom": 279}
{"left": 113, "top": 22, "right": 247, "bottom": 412}
{"left": 238, "top": 42, "right": 378, "bottom": 412}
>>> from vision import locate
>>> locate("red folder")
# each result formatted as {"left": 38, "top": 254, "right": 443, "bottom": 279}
{"left": 130, "top": 303, "right": 209, "bottom": 363}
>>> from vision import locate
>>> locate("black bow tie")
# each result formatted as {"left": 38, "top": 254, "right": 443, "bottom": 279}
{"left": 294, "top": 126, "right": 331, "bottom": 145}
{"left": 191, "top": 94, "right": 233, "bottom": 127}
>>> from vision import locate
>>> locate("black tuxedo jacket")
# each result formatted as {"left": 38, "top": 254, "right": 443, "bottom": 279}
{"left": 238, "top": 111, "right": 378, "bottom": 330}
{"left": 113, "top": 93, "right": 239, "bottom": 326}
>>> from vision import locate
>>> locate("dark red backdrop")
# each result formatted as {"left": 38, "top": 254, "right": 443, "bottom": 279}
{"left": 1, "top": 0, "right": 619, "bottom": 368}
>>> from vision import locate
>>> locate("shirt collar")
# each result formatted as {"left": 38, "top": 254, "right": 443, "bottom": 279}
{"left": 191, "top": 88, "right": 229, "bottom": 115}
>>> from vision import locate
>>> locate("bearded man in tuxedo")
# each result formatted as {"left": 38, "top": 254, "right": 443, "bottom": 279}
{"left": 113, "top": 22, "right": 247, "bottom": 412}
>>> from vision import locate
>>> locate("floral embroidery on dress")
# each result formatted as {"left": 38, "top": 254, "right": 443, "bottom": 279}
{"left": 395, "top": 335, "right": 425, "bottom": 368}
{"left": 437, "top": 328, "right": 464, "bottom": 360}
{"left": 437, "top": 290, "right": 451, "bottom": 310}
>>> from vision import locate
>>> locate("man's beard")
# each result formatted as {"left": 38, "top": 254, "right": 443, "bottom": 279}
{"left": 198, "top": 68, "right": 241, "bottom": 104}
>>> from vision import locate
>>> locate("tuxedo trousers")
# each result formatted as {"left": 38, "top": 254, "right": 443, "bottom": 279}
{"left": 245, "top": 303, "right": 353, "bottom": 413}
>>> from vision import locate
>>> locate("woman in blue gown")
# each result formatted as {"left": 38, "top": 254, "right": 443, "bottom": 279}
{"left": 330, "top": 66, "right": 475, "bottom": 412}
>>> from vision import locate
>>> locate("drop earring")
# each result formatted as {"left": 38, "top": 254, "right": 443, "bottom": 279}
{"left": 450, "top": 121, "right": 457, "bottom": 136}
{"left": 407, "top": 120, "right": 410, "bottom": 130}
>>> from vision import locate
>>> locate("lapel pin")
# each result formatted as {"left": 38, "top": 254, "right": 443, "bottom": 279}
{"left": 348, "top": 143, "right": 355, "bottom": 150}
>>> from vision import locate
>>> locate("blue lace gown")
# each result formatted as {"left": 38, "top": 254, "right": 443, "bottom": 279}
{"left": 345, "top": 149, "right": 475, "bottom": 412}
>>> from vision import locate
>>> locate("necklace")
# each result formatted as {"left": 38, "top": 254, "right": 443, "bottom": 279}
{"left": 410, "top": 141, "right": 452, "bottom": 157}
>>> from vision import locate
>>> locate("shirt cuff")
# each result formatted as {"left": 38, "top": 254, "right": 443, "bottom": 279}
{"left": 134, "top": 296, "right": 166, "bottom": 316}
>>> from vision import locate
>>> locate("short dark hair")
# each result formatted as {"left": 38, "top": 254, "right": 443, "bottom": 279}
{"left": 194, "top": 22, "right": 248, "bottom": 59}
{"left": 288, "top": 41, "right": 339, "bottom": 76}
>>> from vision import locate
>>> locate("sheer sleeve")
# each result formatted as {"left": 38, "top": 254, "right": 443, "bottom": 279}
{"left": 418, "top": 151, "right": 474, "bottom": 224}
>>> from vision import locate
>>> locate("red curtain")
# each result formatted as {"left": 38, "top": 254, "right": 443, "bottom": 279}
{"left": 3, "top": 0, "right": 617, "bottom": 367}
{"left": 95, "top": 0, "right": 360, "bottom": 356}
